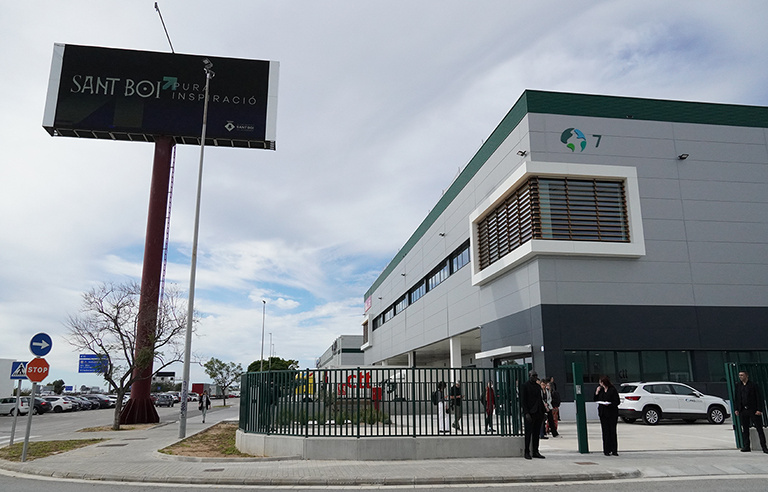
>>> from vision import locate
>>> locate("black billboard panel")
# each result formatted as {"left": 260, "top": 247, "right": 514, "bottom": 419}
{"left": 43, "top": 44, "right": 278, "bottom": 149}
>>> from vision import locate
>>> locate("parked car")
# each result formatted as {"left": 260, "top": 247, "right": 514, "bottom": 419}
{"left": 618, "top": 381, "right": 729, "bottom": 425}
{"left": 62, "top": 396, "right": 82, "bottom": 411}
{"left": 152, "top": 394, "right": 174, "bottom": 407}
{"left": 44, "top": 396, "right": 74, "bottom": 413}
{"left": 24, "top": 397, "right": 52, "bottom": 415}
{"left": 187, "top": 392, "right": 199, "bottom": 401}
{"left": 0, "top": 397, "right": 30, "bottom": 416}
{"left": 72, "top": 396, "right": 97, "bottom": 410}
{"left": 82, "top": 394, "right": 111, "bottom": 409}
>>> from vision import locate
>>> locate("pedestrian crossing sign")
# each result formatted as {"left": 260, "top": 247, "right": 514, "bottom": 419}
{"left": 10, "top": 361, "right": 27, "bottom": 380}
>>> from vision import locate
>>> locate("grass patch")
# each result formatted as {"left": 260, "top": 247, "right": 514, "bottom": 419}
{"left": 160, "top": 422, "right": 255, "bottom": 458}
{"left": 0, "top": 439, "right": 105, "bottom": 462}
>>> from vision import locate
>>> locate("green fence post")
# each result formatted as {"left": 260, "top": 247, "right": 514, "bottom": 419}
{"left": 725, "top": 362, "right": 743, "bottom": 450}
{"left": 573, "top": 362, "right": 589, "bottom": 453}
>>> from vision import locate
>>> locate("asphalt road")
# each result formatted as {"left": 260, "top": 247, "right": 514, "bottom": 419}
{"left": 0, "top": 401, "right": 206, "bottom": 445}
{"left": 2, "top": 470, "right": 768, "bottom": 491}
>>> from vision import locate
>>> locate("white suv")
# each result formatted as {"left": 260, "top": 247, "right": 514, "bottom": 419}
{"left": 618, "top": 382, "right": 729, "bottom": 425}
{"left": 0, "top": 397, "right": 30, "bottom": 416}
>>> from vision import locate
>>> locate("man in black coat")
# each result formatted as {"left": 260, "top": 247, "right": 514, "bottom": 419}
{"left": 734, "top": 370, "right": 768, "bottom": 453}
{"left": 521, "top": 370, "right": 546, "bottom": 459}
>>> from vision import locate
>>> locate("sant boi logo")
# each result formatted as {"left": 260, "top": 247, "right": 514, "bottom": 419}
{"left": 560, "top": 128, "right": 603, "bottom": 152}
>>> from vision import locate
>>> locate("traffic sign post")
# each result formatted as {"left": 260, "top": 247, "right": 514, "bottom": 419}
{"left": 21, "top": 333, "right": 54, "bottom": 462}
{"left": 29, "top": 332, "right": 53, "bottom": 357}
{"left": 26, "top": 358, "right": 50, "bottom": 383}
{"left": 8, "top": 361, "right": 28, "bottom": 446}
{"left": 78, "top": 354, "right": 107, "bottom": 373}
{"left": 10, "top": 361, "right": 27, "bottom": 380}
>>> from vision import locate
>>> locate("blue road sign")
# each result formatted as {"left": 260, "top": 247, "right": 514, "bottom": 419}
{"left": 29, "top": 332, "right": 53, "bottom": 357}
{"left": 78, "top": 354, "right": 107, "bottom": 373}
{"left": 10, "top": 361, "right": 27, "bottom": 380}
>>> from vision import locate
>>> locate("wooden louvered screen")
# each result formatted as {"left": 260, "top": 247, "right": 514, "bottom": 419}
{"left": 477, "top": 177, "right": 629, "bottom": 270}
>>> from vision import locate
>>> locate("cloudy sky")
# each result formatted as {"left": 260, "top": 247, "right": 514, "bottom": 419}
{"left": 2, "top": 1, "right": 767, "bottom": 392}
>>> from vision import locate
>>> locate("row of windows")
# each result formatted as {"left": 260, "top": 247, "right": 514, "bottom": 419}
{"left": 564, "top": 350, "right": 768, "bottom": 384}
{"left": 565, "top": 350, "right": 693, "bottom": 384}
{"left": 372, "top": 240, "right": 471, "bottom": 331}
{"left": 477, "top": 177, "right": 629, "bottom": 270}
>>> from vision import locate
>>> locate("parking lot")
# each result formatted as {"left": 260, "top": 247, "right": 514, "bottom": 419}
{"left": 540, "top": 418, "right": 738, "bottom": 454}
{"left": 0, "top": 396, "right": 223, "bottom": 445}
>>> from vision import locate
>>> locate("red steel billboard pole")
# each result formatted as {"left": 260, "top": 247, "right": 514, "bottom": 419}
{"left": 120, "top": 135, "right": 175, "bottom": 424}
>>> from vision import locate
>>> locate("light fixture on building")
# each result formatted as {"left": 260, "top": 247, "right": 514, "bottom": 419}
{"left": 439, "top": 232, "right": 445, "bottom": 237}
{"left": 517, "top": 150, "right": 527, "bottom": 156}
{"left": 678, "top": 153, "right": 689, "bottom": 160}
{"left": 401, "top": 273, "right": 406, "bottom": 276}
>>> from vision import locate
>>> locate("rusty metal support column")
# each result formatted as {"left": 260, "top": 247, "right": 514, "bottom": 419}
{"left": 120, "top": 135, "right": 175, "bottom": 424}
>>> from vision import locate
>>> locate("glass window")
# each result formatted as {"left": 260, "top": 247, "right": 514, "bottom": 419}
{"left": 641, "top": 351, "right": 667, "bottom": 381}
{"left": 589, "top": 351, "right": 616, "bottom": 383}
{"left": 409, "top": 281, "right": 426, "bottom": 304}
{"left": 706, "top": 351, "right": 726, "bottom": 382}
{"left": 427, "top": 260, "right": 450, "bottom": 291}
{"left": 394, "top": 295, "right": 407, "bottom": 315}
{"left": 667, "top": 351, "right": 692, "bottom": 382}
{"left": 645, "top": 384, "right": 672, "bottom": 394}
{"left": 616, "top": 351, "right": 641, "bottom": 383}
{"left": 564, "top": 351, "right": 588, "bottom": 384}
{"left": 728, "top": 351, "right": 759, "bottom": 364}
{"left": 670, "top": 383, "right": 697, "bottom": 396}
{"left": 451, "top": 243, "right": 470, "bottom": 273}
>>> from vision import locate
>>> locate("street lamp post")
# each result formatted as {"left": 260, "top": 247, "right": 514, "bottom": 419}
{"left": 259, "top": 300, "right": 266, "bottom": 371}
{"left": 179, "top": 58, "right": 214, "bottom": 439}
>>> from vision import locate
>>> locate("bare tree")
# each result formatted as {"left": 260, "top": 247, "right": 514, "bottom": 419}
{"left": 66, "top": 281, "right": 193, "bottom": 430}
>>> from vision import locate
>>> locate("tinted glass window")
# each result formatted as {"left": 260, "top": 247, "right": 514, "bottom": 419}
{"left": 645, "top": 384, "right": 672, "bottom": 394}
{"left": 670, "top": 384, "right": 696, "bottom": 396}
{"left": 619, "top": 385, "right": 637, "bottom": 393}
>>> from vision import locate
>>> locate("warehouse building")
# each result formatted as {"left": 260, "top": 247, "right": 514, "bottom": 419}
{"left": 361, "top": 90, "right": 768, "bottom": 399}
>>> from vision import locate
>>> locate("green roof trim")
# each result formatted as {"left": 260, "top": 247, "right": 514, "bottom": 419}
{"left": 364, "top": 90, "right": 768, "bottom": 300}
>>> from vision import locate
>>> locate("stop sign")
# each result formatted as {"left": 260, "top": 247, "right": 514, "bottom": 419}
{"left": 26, "top": 358, "right": 50, "bottom": 383}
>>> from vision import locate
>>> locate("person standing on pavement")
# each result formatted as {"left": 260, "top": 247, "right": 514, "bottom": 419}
{"left": 521, "top": 370, "right": 546, "bottom": 459}
{"left": 546, "top": 381, "right": 560, "bottom": 437}
{"left": 199, "top": 390, "right": 211, "bottom": 423}
{"left": 435, "top": 381, "right": 450, "bottom": 434}
{"left": 734, "top": 370, "right": 768, "bottom": 453}
{"left": 482, "top": 380, "right": 496, "bottom": 433}
{"left": 594, "top": 375, "right": 620, "bottom": 456}
{"left": 449, "top": 380, "right": 463, "bottom": 432}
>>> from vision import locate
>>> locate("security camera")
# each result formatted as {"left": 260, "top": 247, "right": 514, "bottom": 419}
{"left": 202, "top": 58, "right": 213, "bottom": 70}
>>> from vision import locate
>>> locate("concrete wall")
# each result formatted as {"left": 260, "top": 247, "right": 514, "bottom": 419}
{"left": 236, "top": 430, "right": 524, "bottom": 460}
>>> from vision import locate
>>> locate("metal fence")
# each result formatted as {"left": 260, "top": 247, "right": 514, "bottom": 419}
{"left": 725, "top": 362, "right": 768, "bottom": 449}
{"left": 239, "top": 366, "right": 527, "bottom": 437}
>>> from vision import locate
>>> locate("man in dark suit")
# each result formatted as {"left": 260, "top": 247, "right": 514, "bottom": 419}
{"left": 521, "top": 370, "right": 546, "bottom": 459}
{"left": 734, "top": 370, "right": 768, "bottom": 453}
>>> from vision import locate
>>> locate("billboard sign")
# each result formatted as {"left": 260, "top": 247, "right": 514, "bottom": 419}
{"left": 43, "top": 44, "right": 278, "bottom": 149}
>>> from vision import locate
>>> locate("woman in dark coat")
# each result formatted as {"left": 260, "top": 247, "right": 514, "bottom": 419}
{"left": 594, "top": 375, "right": 620, "bottom": 456}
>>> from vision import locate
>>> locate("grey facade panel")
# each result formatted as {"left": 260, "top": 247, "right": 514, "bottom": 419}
{"left": 364, "top": 91, "right": 768, "bottom": 381}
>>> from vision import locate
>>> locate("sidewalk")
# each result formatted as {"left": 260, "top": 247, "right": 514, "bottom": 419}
{"left": 2, "top": 407, "right": 768, "bottom": 486}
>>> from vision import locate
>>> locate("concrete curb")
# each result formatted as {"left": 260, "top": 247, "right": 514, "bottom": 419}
{"left": 0, "top": 459, "right": 643, "bottom": 486}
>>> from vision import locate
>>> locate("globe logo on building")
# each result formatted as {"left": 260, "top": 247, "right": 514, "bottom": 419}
{"left": 560, "top": 128, "right": 587, "bottom": 152}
